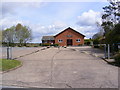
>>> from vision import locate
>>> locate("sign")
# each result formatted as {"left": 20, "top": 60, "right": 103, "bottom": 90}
{"left": 66, "top": 35, "right": 72, "bottom": 37}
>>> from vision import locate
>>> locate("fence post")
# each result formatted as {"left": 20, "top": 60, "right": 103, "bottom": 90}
{"left": 7, "top": 47, "right": 12, "bottom": 59}
{"left": 10, "top": 47, "right": 12, "bottom": 59}
{"left": 7, "top": 47, "right": 9, "bottom": 59}
{"left": 104, "top": 44, "right": 107, "bottom": 58}
{"left": 108, "top": 44, "right": 110, "bottom": 59}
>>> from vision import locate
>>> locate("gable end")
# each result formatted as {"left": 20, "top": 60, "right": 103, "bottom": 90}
{"left": 54, "top": 27, "right": 85, "bottom": 37}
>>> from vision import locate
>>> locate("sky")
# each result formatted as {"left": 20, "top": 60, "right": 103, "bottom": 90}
{"left": 0, "top": 0, "right": 109, "bottom": 43}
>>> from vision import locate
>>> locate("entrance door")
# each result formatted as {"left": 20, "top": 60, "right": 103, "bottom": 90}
{"left": 67, "top": 39, "right": 73, "bottom": 46}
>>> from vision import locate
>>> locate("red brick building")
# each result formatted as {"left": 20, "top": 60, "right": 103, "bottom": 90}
{"left": 42, "top": 27, "right": 85, "bottom": 46}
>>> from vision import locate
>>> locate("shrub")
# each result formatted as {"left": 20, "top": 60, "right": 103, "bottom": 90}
{"left": 39, "top": 43, "right": 42, "bottom": 46}
{"left": 114, "top": 53, "right": 120, "bottom": 64}
{"left": 78, "top": 44, "right": 83, "bottom": 46}
{"left": 84, "top": 39, "right": 91, "bottom": 46}
{"left": 34, "top": 45, "right": 39, "bottom": 47}
{"left": 99, "top": 45, "right": 104, "bottom": 50}
{"left": 94, "top": 45, "right": 99, "bottom": 48}
{"left": 50, "top": 44, "right": 59, "bottom": 47}
{"left": 42, "top": 43, "right": 59, "bottom": 47}
{"left": 42, "top": 43, "right": 50, "bottom": 46}
{"left": 93, "top": 39, "right": 99, "bottom": 44}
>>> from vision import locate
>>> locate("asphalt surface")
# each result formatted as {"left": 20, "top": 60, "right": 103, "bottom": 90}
{"left": 1, "top": 47, "right": 43, "bottom": 59}
{"left": 1, "top": 46, "right": 119, "bottom": 88}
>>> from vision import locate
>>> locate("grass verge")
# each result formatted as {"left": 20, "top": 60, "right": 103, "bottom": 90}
{"left": 0, "top": 59, "right": 21, "bottom": 71}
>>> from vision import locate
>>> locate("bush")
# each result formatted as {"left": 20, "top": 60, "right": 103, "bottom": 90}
{"left": 78, "top": 44, "right": 82, "bottom": 46}
{"left": 42, "top": 43, "right": 59, "bottom": 47}
{"left": 34, "top": 45, "right": 39, "bottom": 47}
{"left": 114, "top": 53, "right": 120, "bottom": 64}
{"left": 93, "top": 39, "right": 99, "bottom": 44}
{"left": 2, "top": 42, "right": 16, "bottom": 47}
{"left": 8, "top": 43, "right": 15, "bottom": 47}
{"left": 84, "top": 39, "right": 91, "bottom": 46}
{"left": 94, "top": 45, "right": 99, "bottom": 48}
{"left": 99, "top": 45, "right": 104, "bottom": 50}
{"left": 42, "top": 43, "right": 50, "bottom": 46}
{"left": 50, "top": 44, "right": 59, "bottom": 47}
{"left": 39, "top": 43, "right": 42, "bottom": 46}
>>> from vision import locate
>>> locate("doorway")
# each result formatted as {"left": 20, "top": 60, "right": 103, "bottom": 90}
{"left": 67, "top": 39, "right": 73, "bottom": 46}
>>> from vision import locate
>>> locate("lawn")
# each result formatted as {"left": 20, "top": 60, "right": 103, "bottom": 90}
{"left": 0, "top": 59, "right": 21, "bottom": 71}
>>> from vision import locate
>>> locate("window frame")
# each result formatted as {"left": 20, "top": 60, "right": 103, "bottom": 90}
{"left": 76, "top": 39, "right": 81, "bottom": 42}
{"left": 58, "top": 39, "right": 63, "bottom": 43}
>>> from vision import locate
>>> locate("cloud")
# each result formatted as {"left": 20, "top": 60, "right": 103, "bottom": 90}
{"left": 1, "top": 3, "right": 16, "bottom": 17}
{"left": 76, "top": 10, "right": 102, "bottom": 39}
{"left": 31, "top": 21, "right": 66, "bottom": 36}
{"left": 2, "top": 0, "right": 107, "bottom": 2}
{"left": 56, "top": 3, "right": 81, "bottom": 20}
{"left": 0, "top": 15, "right": 98, "bottom": 42}
{"left": 0, "top": 14, "right": 67, "bottom": 43}
{"left": 74, "top": 26, "right": 99, "bottom": 39}
{"left": 30, "top": 24, "right": 66, "bottom": 43}
{"left": 1, "top": 2, "right": 47, "bottom": 17}
{"left": 1, "top": 3, "right": 104, "bottom": 43}
{"left": 0, "top": 16, "right": 30, "bottom": 30}
{"left": 30, "top": 21, "right": 67, "bottom": 39}
{"left": 0, "top": 2, "right": 51, "bottom": 43}
{"left": 77, "top": 10, "right": 102, "bottom": 26}
{"left": 52, "top": 21, "right": 67, "bottom": 29}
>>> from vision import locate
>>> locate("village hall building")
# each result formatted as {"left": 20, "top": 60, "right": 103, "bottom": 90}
{"left": 42, "top": 27, "right": 85, "bottom": 46}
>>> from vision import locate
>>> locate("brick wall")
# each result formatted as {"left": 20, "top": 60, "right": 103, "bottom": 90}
{"left": 55, "top": 29, "right": 84, "bottom": 46}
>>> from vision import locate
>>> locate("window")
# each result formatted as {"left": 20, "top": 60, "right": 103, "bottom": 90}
{"left": 76, "top": 39, "right": 80, "bottom": 42}
{"left": 58, "top": 39, "right": 63, "bottom": 43}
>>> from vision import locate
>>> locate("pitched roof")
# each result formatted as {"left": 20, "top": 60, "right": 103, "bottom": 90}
{"left": 54, "top": 27, "right": 85, "bottom": 37}
{"left": 42, "top": 36, "right": 55, "bottom": 40}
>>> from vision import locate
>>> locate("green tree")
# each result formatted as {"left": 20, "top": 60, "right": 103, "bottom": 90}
{"left": 15, "top": 24, "right": 32, "bottom": 45}
{"left": 105, "top": 24, "right": 120, "bottom": 44}
{"left": 101, "top": 0, "right": 120, "bottom": 44}
{"left": 2, "top": 23, "right": 32, "bottom": 46}
{"left": 2, "top": 26, "right": 16, "bottom": 44}
{"left": 101, "top": 0, "right": 120, "bottom": 35}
